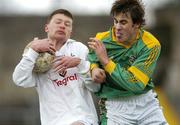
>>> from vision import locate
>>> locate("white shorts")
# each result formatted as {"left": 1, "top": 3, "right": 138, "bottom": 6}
{"left": 105, "top": 90, "right": 168, "bottom": 125}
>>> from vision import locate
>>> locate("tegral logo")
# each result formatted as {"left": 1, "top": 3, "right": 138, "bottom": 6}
{"left": 59, "top": 71, "right": 67, "bottom": 77}
{"left": 49, "top": 73, "right": 77, "bottom": 86}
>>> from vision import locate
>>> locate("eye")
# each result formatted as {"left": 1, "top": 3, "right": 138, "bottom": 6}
{"left": 113, "top": 18, "right": 118, "bottom": 24}
{"left": 55, "top": 20, "right": 62, "bottom": 24}
{"left": 120, "top": 20, "right": 127, "bottom": 25}
{"left": 65, "top": 22, "right": 72, "bottom": 27}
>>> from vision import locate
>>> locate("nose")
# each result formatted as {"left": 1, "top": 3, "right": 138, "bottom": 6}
{"left": 116, "top": 23, "right": 122, "bottom": 30}
{"left": 59, "top": 22, "right": 66, "bottom": 29}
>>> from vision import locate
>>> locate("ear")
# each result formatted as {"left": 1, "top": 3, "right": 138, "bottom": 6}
{"left": 136, "top": 24, "right": 140, "bottom": 28}
{"left": 69, "top": 27, "right": 73, "bottom": 36}
{"left": 44, "top": 24, "right": 48, "bottom": 33}
{"left": 132, "top": 23, "right": 140, "bottom": 29}
{"left": 136, "top": 23, "right": 141, "bottom": 28}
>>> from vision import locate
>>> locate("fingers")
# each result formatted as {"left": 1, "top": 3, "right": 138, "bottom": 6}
{"left": 94, "top": 72, "right": 105, "bottom": 81}
{"left": 53, "top": 56, "right": 62, "bottom": 63}
{"left": 52, "top": 57, "right": 64, "bottom": 69}
{"left": 99, "top": 69, "right": 106, "bottom": 79}
{"left": 92, "top": 68, "right": 106, "bottom": 84}
{"left": 89, "top": 37, "right": 99, "bottom": 43}
{"left": 47, "top": 39, "right": 56, "bottom": 54}
{"left": 49, "top": 44, "right": 56, "bottom": 55}
{"left": 32, "top": 38, "right": 56, "bottom": 54}
{"left": 54, "top": 65, "right": 67, "bottom": 74}
{"left": 52, "top": 56, "right": 68, "bottom": 74}
{"left": 88, "top": 37, "right": 101, "bottom": 50}
{"left": 53, "top": 61, "right": 67, "bottom": 73}
{"left": 93, "top": 74, "right": 105, "bottom": 83}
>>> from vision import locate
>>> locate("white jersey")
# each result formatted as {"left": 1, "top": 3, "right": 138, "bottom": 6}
{"left": 13, "top": 39, "right": 99, "bottom": 125}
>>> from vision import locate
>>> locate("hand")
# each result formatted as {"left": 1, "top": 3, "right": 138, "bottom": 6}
{"left": 91, "top": 67, "right": 106, "bottom": 84}
{"left": 52, "top": 56, "right": 81, "bottom": 73}
{"left": 30, "top": 37, "right": 56, "bottom": 55}
{"left": 88, "top": 37, "right": 109, "bottom": 66}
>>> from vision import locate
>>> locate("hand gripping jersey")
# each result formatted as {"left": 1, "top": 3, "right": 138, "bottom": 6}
{"left": 13, "top": 39, "right": 99, "bottom": 125}
{"left": 88, "top": 28, "right": 161, "bottom": 99}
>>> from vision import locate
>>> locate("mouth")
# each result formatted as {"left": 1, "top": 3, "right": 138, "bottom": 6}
{"left": 115, "top": 31, "right": 123, "bottom": 40}
{"left": 116, "top": 32, "right": 122, "bottom": 37}
{"left": 56, "top": 30, "right": 65, "bottom": 35}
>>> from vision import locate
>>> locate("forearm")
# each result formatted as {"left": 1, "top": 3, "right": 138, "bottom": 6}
{"left": 104, "top": 60, "right": 147, "bottom": 93}
{"left": 77, "top": 60, "right": 101, "bottom": 92}
{"left": 81, "top": 70, "right": 101, "bottom": 92}
{"left": 77, "top": 59, "right": 90, "bottom": 74}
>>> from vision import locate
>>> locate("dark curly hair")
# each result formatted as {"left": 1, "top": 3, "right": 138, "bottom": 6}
{"left": 110, "top": 0, "right": 145, "bottom": 26}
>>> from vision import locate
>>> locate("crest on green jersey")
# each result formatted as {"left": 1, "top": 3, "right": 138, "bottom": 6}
{"left": 129, "top": 55, "right": 137, "bottom": 64}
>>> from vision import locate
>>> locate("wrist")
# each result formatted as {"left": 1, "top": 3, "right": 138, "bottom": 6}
{"left": 101, "top": 58, "right": 110, "bottom": 66}
{"left": 30, "top": 46, "right": 39, "bottom": 53}
{"left": 104, "top": 60, "right": 116, "bottom": 74}
{"left": 74, "top": 57, "right": 81, "bottom": 65}
{"left": 30, "top": 41, "right": 40, "bottom": 52}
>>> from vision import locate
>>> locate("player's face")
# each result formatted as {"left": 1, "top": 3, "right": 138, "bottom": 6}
{"left": 45, "top": 13, "right": 72, "bottom": 42}
{"left": 113, "top": 12, "right": 139, "bottom": 43}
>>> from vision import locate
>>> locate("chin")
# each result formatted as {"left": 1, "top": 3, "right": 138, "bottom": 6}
{"left": 56, "top": 36, "right": 66, "bottom": 40}
{"left": 116, "top": 37, "right": 123, "bottom": 42}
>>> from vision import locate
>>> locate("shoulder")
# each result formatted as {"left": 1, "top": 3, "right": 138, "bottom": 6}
{"left": 67, "top": 39, "right": 88, "bottom": 50}
{"left": 141, "top": 30, "right": 161, "bottom": 49}
{"left": 95, "top": 31, "right": 110, "bottom": 40}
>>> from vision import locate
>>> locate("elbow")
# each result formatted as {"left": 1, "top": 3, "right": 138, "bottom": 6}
{"left": 12, "top": 72, "right": 34, "bottom": 88}
{"left": 12, "top": 71, "right": 20, "bottom": 86}
{"left": 12, "top": 72, "right": 25, "bottom": 87}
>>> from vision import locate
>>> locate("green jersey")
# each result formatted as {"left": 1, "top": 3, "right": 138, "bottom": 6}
{"left": 88, "top": 28, "right": 161, "bottom": 99}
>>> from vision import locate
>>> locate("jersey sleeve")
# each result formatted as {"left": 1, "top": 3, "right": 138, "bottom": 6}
{"left": 88, "top": 32, "right": 109, "bottom": 70}
{"left": 76, "top": 42, "right": 101, "bottom": 92}
{"left": 12, "top": 48, "right": 38, "bottom": 88}
{"left": 104, "top": 45, "right": 161, "bottom": 93}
